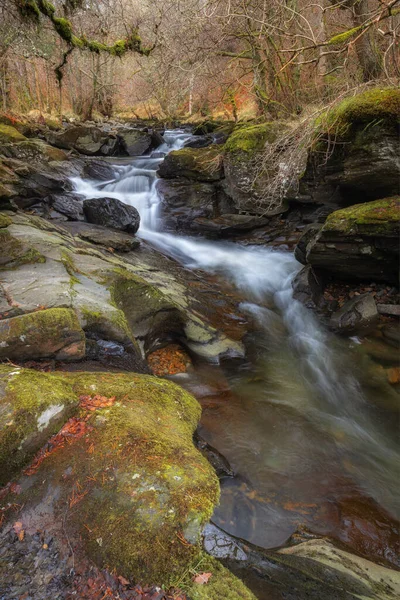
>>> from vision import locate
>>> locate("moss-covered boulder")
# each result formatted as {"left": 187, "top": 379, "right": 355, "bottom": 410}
{"left": 0, "top": 307, "right": 86, "bottom": 362}
{"left": 0, "top": 368, "right": 218, "bottom": 581}
{"left": 157, "top": 146, "right": 224, "bottom": 181}
{"left": 304, "top": 197, "right": 400, "bottom": 282}
{"left": 302, "top": 88, "right": 400, "bottom": 205}
{"left": 0, "top": 365, "right": 79, "bottom": 484}
{"left": 223, "top": 122, "right": 287, "bottom": 215}
{"left": 0, "top": 124, "right": 27, "bottom": 143}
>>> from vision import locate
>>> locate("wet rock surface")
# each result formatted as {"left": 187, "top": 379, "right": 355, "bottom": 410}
{"left": 83, "top": 197, "right": 141, "bottom": 233}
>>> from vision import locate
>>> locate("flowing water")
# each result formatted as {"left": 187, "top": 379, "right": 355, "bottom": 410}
{"left": 72, "top": 131, "right": 400, "bottom": 565}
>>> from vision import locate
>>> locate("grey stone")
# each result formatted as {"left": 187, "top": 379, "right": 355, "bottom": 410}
{"left": 330, "top": 294, "right": 378, "bottom": 333}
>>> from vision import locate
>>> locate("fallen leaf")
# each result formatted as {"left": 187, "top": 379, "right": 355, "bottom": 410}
{"left": 193, "top": 572, "right": 212, "bottom": 585}
{"left": 13, "top": 521, "right": 24, "bottom": 541}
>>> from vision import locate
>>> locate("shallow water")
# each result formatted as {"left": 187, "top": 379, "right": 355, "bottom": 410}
{"left": 72, "top": 131, "right": 400, "bottom": 566}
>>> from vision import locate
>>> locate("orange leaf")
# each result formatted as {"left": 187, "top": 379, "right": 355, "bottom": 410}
{"left": 193, "top": 572, "right": 212, "bottom": 584}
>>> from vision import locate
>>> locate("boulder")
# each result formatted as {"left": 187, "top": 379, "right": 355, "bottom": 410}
{"left": 83, "top": 197, "right": 140, "bottom": 234}
{"left": 45, "top": 125, "right": 124, "bottom": 157}
{"left": 50, "top": 192, "right": 85, "bottom": 221}
{"left": 184, "top": 135, "right": 214, "bottom": 149}
{"left": 301, "top": 88, "right": 400, "bottom": 206}
{"left": 118, "top": 128, "right": 152, "bottom": 156}
{"left": 156, "top": 178, "right": 218, "bottom": 231}
{"left": 330, "top": 294, "right": 378, "bottom": 333}
{"left": 83, "top": 159, "right": 116, "bottom": 181}
{"left": 292, "top": 265, "right": 323, "bottom": 309}
{"left": 0, "top": 307, "right": 85, "bottom": 361}
{"left": 306, "top": 197, "right": 400, "bottom": 283}
{"left": 0, "top": 367, "right": 220, "bottom": 584}
{"left": 157, "top": 146, "right": 224, "bottom": 181}
{"left": 223, "top": 122, "right": 288, "bottom": 215}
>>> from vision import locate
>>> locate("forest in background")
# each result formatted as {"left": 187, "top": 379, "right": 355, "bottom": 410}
{"left": 0, "top": 0, "right": 399, "bottom": 122}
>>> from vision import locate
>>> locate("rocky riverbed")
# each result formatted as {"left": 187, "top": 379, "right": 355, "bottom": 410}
{"left": 0, "top": 88, "right": 399, "bottom": 600}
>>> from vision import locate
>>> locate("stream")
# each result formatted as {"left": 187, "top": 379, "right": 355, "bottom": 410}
{"left": 72, "top": 132, "right": 400, "bottom": 576}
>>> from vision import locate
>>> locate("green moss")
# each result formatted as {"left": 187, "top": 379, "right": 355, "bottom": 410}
{"left": 184, "top": 555, "right": 257, "bottom": 600}
{"left": 0, "top": 124, "right": 27, "bottom": 143}
{"left": 224, "top": 122, "right": 281, "bottom": 155}
{"left": 110, "top": 40, "right": 127, "bottom": 57}
{"left": 0, "top": 365, "right": 78, "bottom": 484}
{"left": 316, "top": 88, "right": 400, "bottom": 137}
{"left": 31, "top": 371, "right": 219, "bottom": 585}
{"left": 53, "top": 17, "right": 73, "bottom": 42}
{"left": 0, "top": 229, "right": 46, "bottom": 270}
{"left": 19, "top": 0, "right": 41, "bottom": 19}
{"left": 328, "top": 26, "right": 362, "bottom": 45}
{"left": 37, "top": 0, "right": 55, "bottom": 16}
{"left": 161, "top": 146, "right": 224, "bottom": 181}
{"left": 324, "top": 197, "right": 400, "bottom": 236}
{"left": 0, "top": 214, "right": 12, "bottom": 228}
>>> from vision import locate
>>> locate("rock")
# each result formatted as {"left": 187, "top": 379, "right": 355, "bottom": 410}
{"left": 157, "top": 146, "right": 224, "bottom": 181}
{"left": 0, "top": 368, "right": 220, "bottom": 585}
{"left": 294, "top": 223, "right": 322, "bottom": 264}
{"left": 377, "top": 304, "right": 400, "bottom": 317}
{"left": 203, "top": 523, "right": 247, "bottom": 560}
{"left": 50, "top": 192, "right": 85, "bottom": 221}
{"left": 63, "top": 221, "right": 140, "bottom": 251}
{"left": 45, "top": 125, "right": 106, "bottom": 156}
{"left": 0, "top": 212, "right": 242, "bottom": 362}
{"left": 330, "top": 294, "right": 378, "bottom": 333}
{"left": 192, "top": 214, "right": 268, "bottom": 236}
{"left": 382, "top": 324, "right": 400, "bottom": 347}
{"left": 151, "top": 130, "right": 165, "bottom": 148}
{"left": 156, "top": 178, "right": 224, "bottom": 232}
{"left": 277, "top": 538, "right": 400, "bottom": 600}
{"left": 184, "top": 135, "right": 214, "bottom": 148}
{"left": 118, "top": 128, "right": 152, "bottom": 156}
{"left": 301, "top": 88, "right": 400, "bottom": 206}
{"left": 223, "top": 122, "right": 288, "bottom": 215}
{"left": 306, "top": 197, "right": 400, "bottom": 283}
{"left": 195, "top": 433, "right": 234, "bottom": 478}
{"left": 83, "top": 159, "right": 116, "bottom": 181}
{"left": 0, "top": 124, "right": 27, "bottom": 143}
{"left": 292, "top": 265, "right": 323, "bottom": 309}
{"left": 0, "top": 307, "right": 85, "bottom": 362}
{"left": 0, "top": 365, "right": 79, "bottom": 484}
{"left": 83, "top": 197, "right": 140, "bottom": 234}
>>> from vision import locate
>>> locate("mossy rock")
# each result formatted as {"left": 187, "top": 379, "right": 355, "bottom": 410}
{"left": 0, "top": 227, "right": 46, "bottom": 269}
{"left": 0, "top": 307, "right": 85, "bottom": 362}
{"left": 306, "top": 198, "right": 400, "bottom": 283}
{"left": 0, "top": 365, "right": 79, "bottom": 485}
{"left": 5, "top": 369, "right": 220, "bottom": 586}
{"left": 224, "top": 122, "right": 282, "bottom": 157}
{"left": 0, "top": 124, "right": 27, "bottom": 143}
{"left": 158, "top": 146, "right": 224, "bottom": 181}
{"left": 316, "top": 88, "right": 400, "bottom": 137}
{"left": 109, "top": 269, "right": 187, "bottom": 348}
{"left": 324, "top": 197, "right": 400, "bottom": 237}
{"left": 184, "top": 555, "right": 257, "bottom": 600}
{"left": 0, "top": 213, "right": 12, "bottom": 228}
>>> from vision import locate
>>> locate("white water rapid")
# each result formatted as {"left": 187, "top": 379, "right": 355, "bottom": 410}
{"left": 72, "top": 130, "right": 399, "bottom": 523}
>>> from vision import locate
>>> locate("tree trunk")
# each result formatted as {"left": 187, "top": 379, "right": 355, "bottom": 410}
{"left": 353, "top": 0, "right": 382, "bottom": 81}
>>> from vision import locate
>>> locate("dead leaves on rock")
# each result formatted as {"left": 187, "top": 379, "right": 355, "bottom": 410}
{"left": 23, "top": 395, "right": 115, "bottom": 477}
